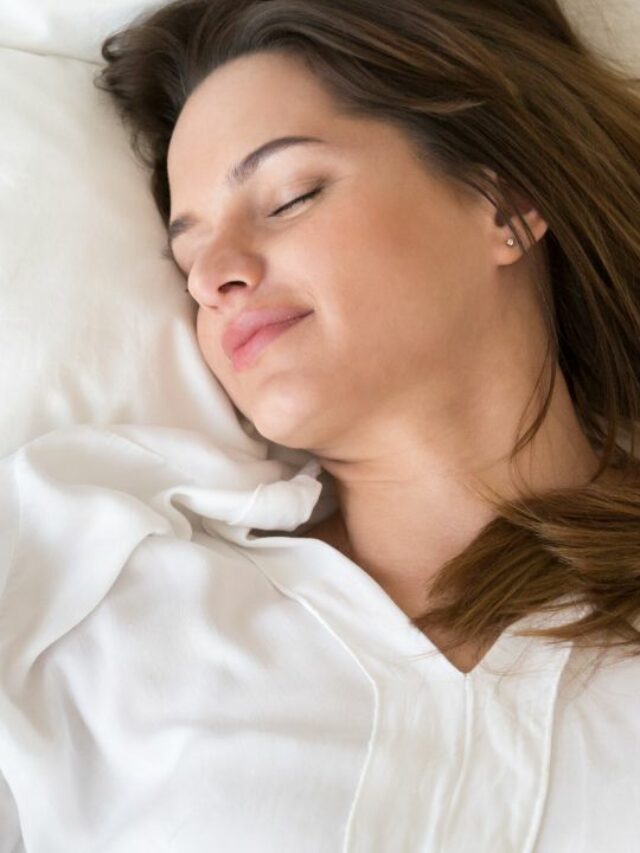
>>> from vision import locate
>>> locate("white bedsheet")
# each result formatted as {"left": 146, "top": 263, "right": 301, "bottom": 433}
{"left": 1, "top": 425, "right": 639, "bottom": 852}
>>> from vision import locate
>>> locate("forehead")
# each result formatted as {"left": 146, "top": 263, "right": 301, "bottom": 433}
{"left": 167, "top": 52, "right": 340, "bottom": 184}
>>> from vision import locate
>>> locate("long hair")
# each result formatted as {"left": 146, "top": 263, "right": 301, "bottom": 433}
{"left": 94, "top": 0, "right": 640, "bottom": 669}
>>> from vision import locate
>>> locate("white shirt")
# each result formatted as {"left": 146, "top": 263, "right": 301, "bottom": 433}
{"left": 0, "top": 425, "right": 638, "bottom": 852}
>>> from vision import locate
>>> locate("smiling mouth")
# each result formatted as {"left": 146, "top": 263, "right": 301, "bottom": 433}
{"left": 229, "top": 313, "right": 312, "bottom": 371}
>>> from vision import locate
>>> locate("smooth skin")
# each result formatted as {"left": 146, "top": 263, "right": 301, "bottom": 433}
{"left": 167, "top": 52, "right": 605, "bottom": 671}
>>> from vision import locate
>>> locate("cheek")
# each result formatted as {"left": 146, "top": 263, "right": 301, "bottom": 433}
{"left": 196, "top": 311, "right": 228, "bottom": 377}
{"left": 195, "top": 312, "right": 257, "bottom": 410}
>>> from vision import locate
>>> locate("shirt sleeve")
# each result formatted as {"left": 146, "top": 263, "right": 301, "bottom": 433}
{"left": 0, "top": 429, "right": 176, "bottom": 852}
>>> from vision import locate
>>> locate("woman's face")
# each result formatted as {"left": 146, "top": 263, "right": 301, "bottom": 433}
{"left": 167, "top": 51, "right": 531, "bottom": 454}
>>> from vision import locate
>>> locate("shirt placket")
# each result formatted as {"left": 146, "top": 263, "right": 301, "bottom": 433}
{"left": 342, "top": 659, "right": 467, "bottom": 853}
{"left": 340, "top": 634, "right": 574, "bottom": 853}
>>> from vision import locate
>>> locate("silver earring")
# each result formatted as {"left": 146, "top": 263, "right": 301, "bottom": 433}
{"left": 506, "top": 237, "right": 516, "bottom": 247}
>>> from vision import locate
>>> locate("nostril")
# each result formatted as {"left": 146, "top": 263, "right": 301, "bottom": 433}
{"left": 220, "top": 281, "right": 246, "bottom": 294}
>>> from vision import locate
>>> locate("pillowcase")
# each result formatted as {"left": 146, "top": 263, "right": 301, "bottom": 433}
{"left": 0, "top": 1, "right": 164, "bottom": 64}
{"left": 563, "top": 0, "right": 640, "bottom": 77}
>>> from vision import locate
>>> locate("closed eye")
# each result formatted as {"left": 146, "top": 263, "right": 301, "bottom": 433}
{"left": 163, "top": 184, "right": 325, "bottom": 289}
{"left": 270, "top": 185, "right": 324, "bottom": 217}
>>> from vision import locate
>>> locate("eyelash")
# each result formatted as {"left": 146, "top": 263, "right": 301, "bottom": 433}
{"left": 175, "top": 184, "right": 325, "bottom": 291}
{"left": 269, "top": 184, "right": 324, "bottom": 217}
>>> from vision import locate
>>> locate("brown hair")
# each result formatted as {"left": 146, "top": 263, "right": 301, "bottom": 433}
{"left": 94, "top": 0, "right": 640, "bottom": 671}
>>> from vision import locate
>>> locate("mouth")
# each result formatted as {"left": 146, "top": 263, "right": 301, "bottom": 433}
{"left": 229, "top": 312, "right": 313, "bottom": 371}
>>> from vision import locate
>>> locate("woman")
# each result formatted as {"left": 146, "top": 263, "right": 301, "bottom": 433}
{"left": 94, "top": 0, "right": 640, "bottom": 848}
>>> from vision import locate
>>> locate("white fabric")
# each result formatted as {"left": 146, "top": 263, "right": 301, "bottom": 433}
{"left": 1, "top": 425, "right": 639, "bottom": 853}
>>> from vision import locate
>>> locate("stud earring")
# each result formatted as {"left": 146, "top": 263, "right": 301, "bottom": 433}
{"left": 506, "top": 237, "right": 516, "bottom": 247}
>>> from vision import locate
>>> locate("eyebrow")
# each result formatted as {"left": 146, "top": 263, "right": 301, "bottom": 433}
{"left": 166, "top": 135, "right": 327, "bottom": 258}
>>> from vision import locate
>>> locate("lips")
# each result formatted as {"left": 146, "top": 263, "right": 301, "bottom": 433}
{"left": 222, "top": 306, "right": 314, "bottom": 360}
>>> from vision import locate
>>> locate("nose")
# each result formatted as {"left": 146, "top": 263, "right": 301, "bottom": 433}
{"left": 188, "top": 242, "right": 266, "bottom": 310}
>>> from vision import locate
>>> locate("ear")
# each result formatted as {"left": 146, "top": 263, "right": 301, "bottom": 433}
{"left": 483, "top": 168, "right": 549, "bottom": 257}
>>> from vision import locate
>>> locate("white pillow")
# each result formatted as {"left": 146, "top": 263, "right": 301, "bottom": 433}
{"left": 563, "top": 0, "right": 640, "bottom": 75}
{"left": 0, "top": 1, "right": 163, "bottom": 64}
{"left": 0, "top": 0, "right": 637, "bottom": 462}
